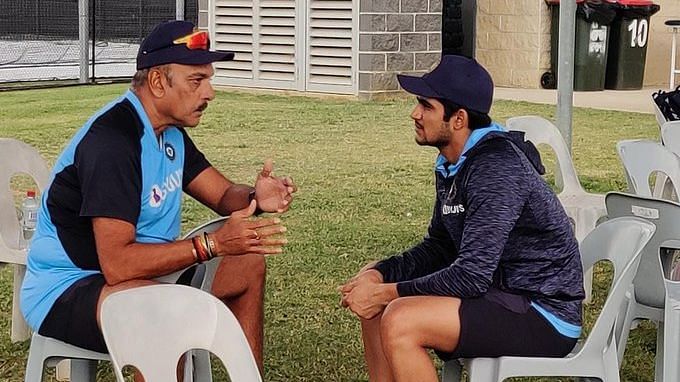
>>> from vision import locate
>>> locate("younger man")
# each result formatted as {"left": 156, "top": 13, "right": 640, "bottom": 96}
{"left": 340, "top": 55, "right": 584, "bottom": 382}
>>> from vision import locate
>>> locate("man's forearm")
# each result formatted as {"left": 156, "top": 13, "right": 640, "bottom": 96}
{"left": 99, "top": 240, "right": 198, "bottom": 285}
{"left": 216, "top": 183, "right": 254, "bottom": 215}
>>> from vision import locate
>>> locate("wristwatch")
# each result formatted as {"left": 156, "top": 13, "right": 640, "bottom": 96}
{"left": 249, "top": 188, "right": 263, "bottom": 215}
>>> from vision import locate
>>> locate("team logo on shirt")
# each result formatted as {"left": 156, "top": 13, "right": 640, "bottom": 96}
{"left": 442, "top": 204, "right": 465, "bottom": 215}
{"left": 148, "top": 169, "right": 183, "bottom": 208}
{"left": 164, "top": 143, "right": 175, "bottom": 160}
{"left": 150, "top": 186, "right": 163, "bottom": 207}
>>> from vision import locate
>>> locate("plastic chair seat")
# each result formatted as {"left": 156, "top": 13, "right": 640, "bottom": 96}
{"left": 605, "top": 192, "right": 680, "bottom": 381}
{"left": 441, "top": 217, "right": 655, "bottom": 382}
{"left": 24, "top": 334, "right": 109, "bottom": 382}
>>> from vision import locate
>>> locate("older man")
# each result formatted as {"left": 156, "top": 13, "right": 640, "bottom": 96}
{"left": 340, "top": 55, "right": 583, "bottom": 382}
{"left": 20, "top": 20, "right": 295, "bottom": 371}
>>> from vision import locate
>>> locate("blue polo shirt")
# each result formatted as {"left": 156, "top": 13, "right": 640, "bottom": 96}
{"left": 20, "top": 90, "right": 211, "bottom": 331}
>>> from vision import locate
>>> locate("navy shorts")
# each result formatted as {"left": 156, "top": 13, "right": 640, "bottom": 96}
{"left": 39, "top": 267, "right": 199, "bottom": 353}
{"left": 38, "top": 274, "right": 108, "bottom": 353}
{"left": 437, "top": 289, "right": 578, "bottom": 360}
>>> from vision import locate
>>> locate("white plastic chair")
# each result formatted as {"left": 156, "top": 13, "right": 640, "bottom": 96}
{"left": 0, "top": 138, "right": 50, "bottom": 342}
{"left": 441, "top": 216, "right": 655, "bottom": 382}
{"left": 24, "top": 217, "right": 228, "bottom": 382}
{"left": 661, "top": 122, "right": 680, "bottom": 157}
{"left": 507, "top": 116, "right": 607, "bottom": 301}
{"left": 155, "top": 216, "right": 229, "bottom": 382}
{"left": 606, "top": 192, "right": 680, "bottom": 381}
{"left": 616, "top": 139, "right": 680, "bottom": 201}
{"left": 100, "top": 284, "right": 262, "bottom": 382}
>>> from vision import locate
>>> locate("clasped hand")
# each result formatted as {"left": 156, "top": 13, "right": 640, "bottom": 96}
{"left": 339, "top": 269, "right": 388, "bottom": 320}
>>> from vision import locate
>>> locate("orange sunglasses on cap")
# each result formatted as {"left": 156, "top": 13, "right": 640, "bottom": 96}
{"left": 173, "top": 30, "right": 209, "bottom": 50}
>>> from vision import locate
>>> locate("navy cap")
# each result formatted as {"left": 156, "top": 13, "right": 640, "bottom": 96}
{"left": 136, "top": 20, "right": 234, "bottom": 70}
{"left": 397, "top": 55, "right": 494, "bottom": 114}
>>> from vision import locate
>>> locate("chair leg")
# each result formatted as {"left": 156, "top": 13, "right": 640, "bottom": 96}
{"left": 24, "top": 353, "right": 45, "bottom": 382}
{"left": 69, "top": 359, "right": 97, "bottom": 382}
{"left": 616, "top": 293, "right": 636, "bottom": 366}
{"left": 192, "top": 350, "right": 213, "bottom": 382}
{"left": 601, "top": 338, "right": 621, "bottom": 382}
{"left": 183, "top": 351, "right": 195, "bottom": 382}
{"left": 440, "top": 360, "right": 463, "bottom": 382}
{"left": 467, "top": 358, "right": 500, "bottom": 382}
{"left": 11, "top": 264, "right": 31, "bottom": 342}
{"left": 663, "top": 306, "right": 680, "bottom": 382}
{"left": 655, "top": 321, "right": 665, "bottom": 382}
{"left": 25, "top": 334, "right": 47, "bottom": 382}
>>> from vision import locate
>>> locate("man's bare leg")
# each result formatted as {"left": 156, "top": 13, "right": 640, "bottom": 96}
{"left": 380, "top": 296, "right": 461, "bottom": 382}
{"left": 361, "top": 314, "right": 395, "bottom": 382}
{"left": 211, "top": 254, "right": 266, "bottom": 372}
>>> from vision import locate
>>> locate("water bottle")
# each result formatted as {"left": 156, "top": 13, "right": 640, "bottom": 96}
{"left": 19, "top": 190, "right": 38, "bottom": 250}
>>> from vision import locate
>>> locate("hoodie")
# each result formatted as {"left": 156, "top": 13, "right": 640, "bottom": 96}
{"left": 374, "top": 130, "right": 584, "bottom": 329}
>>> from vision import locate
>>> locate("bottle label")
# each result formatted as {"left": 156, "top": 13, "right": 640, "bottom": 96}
{"left": 24, "top": 210, "right": 38, "bottom": 228}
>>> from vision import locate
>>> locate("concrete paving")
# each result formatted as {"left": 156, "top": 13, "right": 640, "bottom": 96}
{"left": 494, "top": 86, "right": 666, "bottom": 115}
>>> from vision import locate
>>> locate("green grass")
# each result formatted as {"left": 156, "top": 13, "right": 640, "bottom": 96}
{"left": 0, "top": 84, "right": 661, "bottom": 381}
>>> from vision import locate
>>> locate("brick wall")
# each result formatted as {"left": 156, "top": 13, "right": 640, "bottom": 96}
{"left": 358, "top": 0, "right": 443, "bottom": 99}
{"left": 475, "top": 0, "right": 550, "bottom": 89}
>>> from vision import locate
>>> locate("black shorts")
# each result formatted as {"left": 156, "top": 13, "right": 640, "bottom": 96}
{"left": 39, "top": 267, "right": 199, "bottom": 353}
{"left": 437, "top": 290, "right": 578, "bottom": 360}
{"left": 38, "top": 274, "right": 108, "bottom": 353}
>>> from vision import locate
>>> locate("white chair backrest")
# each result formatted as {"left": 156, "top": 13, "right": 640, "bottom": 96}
{"left": 661, "top": 122, "right": 680, "bottom": 154}
{"left": 606, "top": 192, "right": 680, "bottom": 309}
{"left": 100, "top": 284, "right": 262, "bottom": 382}
{"left": 0, "top": 138, "right": 50, "bottom": 262}
{"left": 616, "top": 139, "right": 680, "bottom": 199}
{"left": 578, "top": 216, "right": 655, "bottom": 354}
{"left": 506, "top": 116, "right": 583, "bottom": 194}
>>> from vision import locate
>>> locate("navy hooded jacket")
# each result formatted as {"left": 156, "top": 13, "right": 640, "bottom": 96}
{"left": 374, "top": 130, "right": 584, "bottom": 327}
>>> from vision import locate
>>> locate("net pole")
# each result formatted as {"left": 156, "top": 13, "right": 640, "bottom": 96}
{"left": 556, "top": 0, "right": 576, "bottom": 151}
{"left": 176, "top": 0, "right": 185, "bottom": 20}
{"left": 78, "top": 0, "right": 89, "bottom": 83}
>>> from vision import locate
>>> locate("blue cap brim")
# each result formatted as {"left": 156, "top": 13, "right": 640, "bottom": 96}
{"left": 176, "top": 50, "right": 235, "bottom": 65}
{"left": 397, "top": 74, "right": 442, "bottom": 99}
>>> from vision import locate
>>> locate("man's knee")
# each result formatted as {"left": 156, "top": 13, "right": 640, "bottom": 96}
{"left": 212, "top": 255, "right": 266, "bottom": 298}
{"left": 248, "top": 254, "right": 266, "bottom": 281}
{"left": 379, "top": 299, "right": 416, "bottom": 351}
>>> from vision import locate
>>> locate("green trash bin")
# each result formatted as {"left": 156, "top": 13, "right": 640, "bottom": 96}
{"left": 605, "top": 0, "right": 660, "bottom": 90}
{"left": 543, "top": 0, "right": 617, "bottom": 91}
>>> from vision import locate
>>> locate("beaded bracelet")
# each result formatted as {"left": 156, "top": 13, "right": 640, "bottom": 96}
{"left": 192, "top": 236, "right": 210, "bottom": 263}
